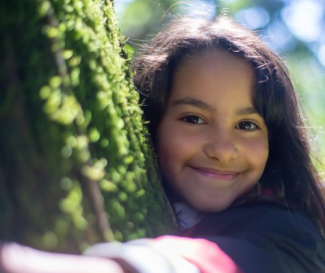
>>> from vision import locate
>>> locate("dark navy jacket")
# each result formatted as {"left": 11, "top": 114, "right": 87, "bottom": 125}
{"left": 183, "top": 202, "right": 325, "bottom": 273}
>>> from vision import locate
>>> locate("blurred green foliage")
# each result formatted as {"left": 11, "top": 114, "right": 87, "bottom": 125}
{"left": 116, "top": 0, "right": 325, "bottom": 170}
{"left": 0, "top": 0, "right": 175, "bottom": 253}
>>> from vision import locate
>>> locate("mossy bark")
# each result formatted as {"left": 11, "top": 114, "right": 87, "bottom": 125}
{"left": 0, "top": 0, "right": 175, "bottom": 253}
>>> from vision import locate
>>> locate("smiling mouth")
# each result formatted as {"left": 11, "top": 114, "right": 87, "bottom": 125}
{"left": 190, "top": 167, "right": 240, "bottom": 181}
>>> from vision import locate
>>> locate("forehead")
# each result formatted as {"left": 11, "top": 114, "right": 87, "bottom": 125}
{"left": 175, "top": 49, "right": 254, "bottom": 76}
{"left": 169, "top": 49, "right": 256, "bottom": 106}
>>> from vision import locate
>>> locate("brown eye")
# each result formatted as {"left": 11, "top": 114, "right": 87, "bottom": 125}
{"left": 236, "top": 121, "right": 258, "bottom": 131}
{"left": 181, "top": 115, "right": 205, "bottom": 124}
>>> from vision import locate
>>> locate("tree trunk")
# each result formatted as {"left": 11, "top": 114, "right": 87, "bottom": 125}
{"left": 0, "top": 0, "right": 175, "bottom": 253}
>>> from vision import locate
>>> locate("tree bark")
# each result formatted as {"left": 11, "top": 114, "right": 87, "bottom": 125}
{"left": 0, "top": 0, "right": 175, "bottom": 253}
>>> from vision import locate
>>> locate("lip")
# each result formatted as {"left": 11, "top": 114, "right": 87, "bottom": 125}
{"left": 190, "top": 166, "right": 240, "bottom": 181}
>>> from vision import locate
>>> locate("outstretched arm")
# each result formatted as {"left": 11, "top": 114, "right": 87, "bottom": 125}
{"left": 0, "top": 243, "right": 127, "bottom": 273}
{"left": 0, "top": 237, "right": 243, "bottom": 273}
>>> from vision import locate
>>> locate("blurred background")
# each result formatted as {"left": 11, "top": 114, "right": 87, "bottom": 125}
{"left": 114, "top": 0, "right": 325, "bottom": 172}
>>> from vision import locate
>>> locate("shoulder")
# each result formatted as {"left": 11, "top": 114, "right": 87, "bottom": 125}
{"left": 186, "top": 202, "right": 325, "bottom": 273}
{"left": 188, "top": 201, "right": 319, "bottom": 236}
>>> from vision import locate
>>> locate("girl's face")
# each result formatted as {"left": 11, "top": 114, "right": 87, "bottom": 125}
{"left": 156, "top": 50, "right": 269, "bottom": 212}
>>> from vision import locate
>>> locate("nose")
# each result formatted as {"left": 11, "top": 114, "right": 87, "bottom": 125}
{"left": 203, "top": 127, "right": 238, "bottom": 163}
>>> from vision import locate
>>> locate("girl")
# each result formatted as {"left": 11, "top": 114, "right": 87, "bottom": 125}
{"left": 1, "top": 16, "right": 325, "bottom": 273}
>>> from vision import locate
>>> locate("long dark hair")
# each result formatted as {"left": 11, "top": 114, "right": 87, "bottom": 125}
{"left": 132, "top": 16, "right": 325, "bottom": 232}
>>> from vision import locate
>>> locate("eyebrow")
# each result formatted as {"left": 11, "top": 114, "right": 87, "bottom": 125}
{"left": 172, "top": 97, "right": 259, "bottom": 116}
{"left": 235, "top": 107, "right": 258, "bottom": 116}
{"left": 172, "top": 97, "right": 215, "bottom": 111}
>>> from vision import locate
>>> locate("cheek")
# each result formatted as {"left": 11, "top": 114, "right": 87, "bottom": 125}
{"left": 156, "top": 123, "right": 199, "bottom": 178}
{"left": 157, "top": 128, "right": 190, "bottom": 166}
{"left": 242, "top": 136, "right": 269, "bottom": 173}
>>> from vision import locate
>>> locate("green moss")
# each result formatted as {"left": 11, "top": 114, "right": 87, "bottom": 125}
{"left": 0, "top": 0, "right": 175, "bottom": 253}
